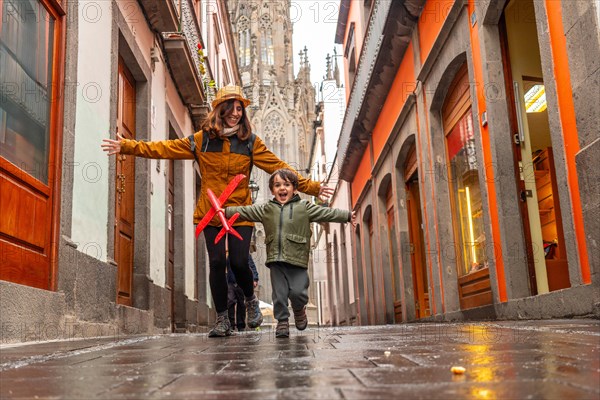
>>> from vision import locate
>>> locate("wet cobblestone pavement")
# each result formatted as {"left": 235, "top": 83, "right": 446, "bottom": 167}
{"left": 1, "top": 320, "right": 599, "bottom": 399}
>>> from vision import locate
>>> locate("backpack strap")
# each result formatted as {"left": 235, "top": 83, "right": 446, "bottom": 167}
{"left": 188, "top": 133, "right": 200, "bottom": 165}
{"left": 247, "top": 133, "right": 256, "bottom": 178}
{"left": 190, "top": 132, "right": 256, "bottom": 177}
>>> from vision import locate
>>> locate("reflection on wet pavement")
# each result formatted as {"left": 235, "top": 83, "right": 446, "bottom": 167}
{"left": 0, "top": 321, "right": 598, "bottom": 399}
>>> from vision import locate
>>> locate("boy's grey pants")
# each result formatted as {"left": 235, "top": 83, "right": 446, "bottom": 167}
{"left": 269, "top": 262, "right": 309, "bottom": 321}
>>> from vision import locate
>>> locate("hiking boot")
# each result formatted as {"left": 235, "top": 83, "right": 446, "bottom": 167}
{"left": 208, "top": 314, "right": 232, "bottom": 338}
{"left": 245, "top": 297, "right": 263, "bottom": 328}
{"left": 293, "top": 306, "right": 308, "bottom": 331}
{"left": 275, "top": 320, "right": 289, "bottom": 338}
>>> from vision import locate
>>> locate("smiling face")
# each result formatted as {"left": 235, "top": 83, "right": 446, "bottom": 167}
{"left": 223, "top": 100, "right": 243, "bottom": 128}
{"left": 270, "top": 174, "right": 297, "bottom": 204}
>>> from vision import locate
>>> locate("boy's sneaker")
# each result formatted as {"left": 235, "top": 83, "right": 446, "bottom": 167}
{"left": 208, "top": 315, "right": 232, "bottom": 338}
{"left": 245, "top": 297, "right": 263, "bottom": 328}
{"left": 275, "top": 320, "right": 289, "bottom": 338}
{"left": 293, "top": 306, "right": 308, "bottom": 331}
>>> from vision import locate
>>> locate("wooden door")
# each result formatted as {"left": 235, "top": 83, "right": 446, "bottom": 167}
{"left": 0, "top": 2, "right": 63, "bottom": 290}
{"left": 115, "top": 58, "right": 136, "bottom": 306}
{"left": 406, "top": 175, "right": 429, "bottom": 318}
{"left": 533, "top": 149, "right": 569, "bottom": 290}
{"left": 366, "top": 216, "right": 379, "bottom": 324}
{"left": 386, "top": 187, "right": 402, "bottom": 322}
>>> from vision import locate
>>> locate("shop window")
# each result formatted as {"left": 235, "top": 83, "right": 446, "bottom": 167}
{"left": 1, "top": 0, "right": 55, "bottom": 184}
{"left": 446, "top": 109, "right": 486, "bottom": 276}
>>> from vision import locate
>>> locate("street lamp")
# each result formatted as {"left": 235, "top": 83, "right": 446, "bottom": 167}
{"left": 249, "top": 179, "right": 260, "bottom": 204}
{"left": 249, "top": 179, "right": 260, "bottom": 254}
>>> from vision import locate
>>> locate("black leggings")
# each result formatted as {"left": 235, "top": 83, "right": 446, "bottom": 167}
{"left": 204, "top": 225, "right": 254, "bottom": 313}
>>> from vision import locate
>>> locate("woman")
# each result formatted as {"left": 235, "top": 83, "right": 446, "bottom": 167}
{"left": 101, "top": 85, "right": 332, "bottom": 337}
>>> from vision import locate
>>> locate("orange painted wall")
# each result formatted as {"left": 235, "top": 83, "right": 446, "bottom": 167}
{"left": 545, "top": 0, "right": 590, "bottom": 283}
{"left": 418, "top": 0, "right": 455, "bottom": 65}
{"left": 352, "top": 143, "right": 372, "bottom": 207}
{"left": 371, "top": 44, "right": 416, "bottom": 161}
{"left": 467, "top": 0, "right": 507, "bottom": 301}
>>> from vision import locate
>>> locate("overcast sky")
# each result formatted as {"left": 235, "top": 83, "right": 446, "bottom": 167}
{"left": 291, "top": 1, "right": 344, "bottom": 92}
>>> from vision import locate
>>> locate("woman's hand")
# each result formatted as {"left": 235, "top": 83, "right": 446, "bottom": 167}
{"left": 101, "top": 133, "right": 125, "bottom": 155}
{"left": 318, "top": 185, "right": 335, "bottom": 201}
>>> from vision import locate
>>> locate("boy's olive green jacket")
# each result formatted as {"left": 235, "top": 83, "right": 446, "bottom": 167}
{"left": 226, "top": 194, "right": 351, "bottom": 268}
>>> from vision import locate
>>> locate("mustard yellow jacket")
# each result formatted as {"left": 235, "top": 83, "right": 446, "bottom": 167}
{"left": 120, "top": 131, "right": 321, "bottom": 227}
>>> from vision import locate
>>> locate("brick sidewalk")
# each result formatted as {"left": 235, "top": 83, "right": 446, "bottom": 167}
{"left": 1, "top": 320, "right": 599, "bottom": 399}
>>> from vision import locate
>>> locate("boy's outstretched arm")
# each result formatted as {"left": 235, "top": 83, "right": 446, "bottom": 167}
{"left": 305, "top": 201, "right": 352, "bottom": 224}
{"left": 225, "top": 203, "right": 265, "bottom": 223}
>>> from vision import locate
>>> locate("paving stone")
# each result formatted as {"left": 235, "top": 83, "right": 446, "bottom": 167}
{"left": 144, "top": 387, "right": 343, "bottom": 400}
{"left": 133, "top": 361, "right": 229, "bottom": 375}
{"left": 339, "top": 381, "right": 597, "bottom": 399}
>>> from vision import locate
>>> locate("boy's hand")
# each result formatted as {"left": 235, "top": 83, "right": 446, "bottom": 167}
{"left": 350, "top": 211, "right": 357, "bottom": 228}
{"left": 101, "top": 133, "right": 125, "bottom": 155}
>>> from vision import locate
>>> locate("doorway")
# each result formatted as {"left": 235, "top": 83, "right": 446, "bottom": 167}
{"left": 404, "top": 146, "right": 430, "bottom": 318}
{"left": 502, "top": 0, "right": 570, "bottom": 294}
{"left": 364, "top": 210, "right": 377, "bottom": 324}
{"left": 443, "top": 64, "right": 493, "bottom": 309}
{"left": 385, "top": 185, "right": 403, "bottom": 322}
{"left": 115, "top": 57, "right": 136, "bottom": 306}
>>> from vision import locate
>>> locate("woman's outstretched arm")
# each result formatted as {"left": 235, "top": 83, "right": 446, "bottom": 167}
{"left": 101, "top": 132, "right": 198, "bottom": 160}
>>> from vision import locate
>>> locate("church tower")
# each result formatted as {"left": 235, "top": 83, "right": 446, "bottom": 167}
{"left": 229, "top": 0, "right": 316, "bottom": 202}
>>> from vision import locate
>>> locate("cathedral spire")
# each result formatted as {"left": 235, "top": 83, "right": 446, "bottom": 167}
{"left": 301, "top": 46, "right": 311, "bottom": 81}
{"left": 326, "top": 53, "right": 332, "bottom": 80}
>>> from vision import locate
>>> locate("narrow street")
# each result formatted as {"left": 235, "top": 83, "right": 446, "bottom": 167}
{"left": 1, "top": 320, "right": 598, "bottom": 399}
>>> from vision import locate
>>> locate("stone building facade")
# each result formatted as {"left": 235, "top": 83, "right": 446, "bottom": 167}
{"left": 0, "top": 0, "right": 239, "bottom": 342}
{"left": 330, "top": 0, "right": 599, "bottom": 325}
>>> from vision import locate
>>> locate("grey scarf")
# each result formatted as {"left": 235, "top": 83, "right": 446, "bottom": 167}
{"left": 222, "top": 125, "right": 240, "bottom": 137}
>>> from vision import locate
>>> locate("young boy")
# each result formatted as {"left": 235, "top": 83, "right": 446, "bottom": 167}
{"left": 224, "top": 168, "right": 355, "bottom": 338}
